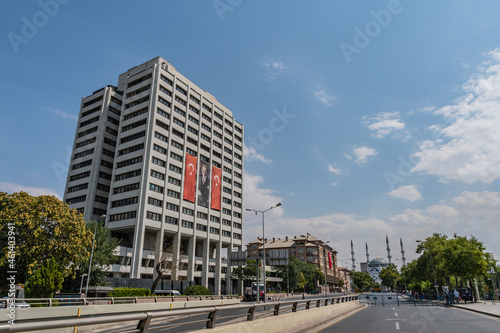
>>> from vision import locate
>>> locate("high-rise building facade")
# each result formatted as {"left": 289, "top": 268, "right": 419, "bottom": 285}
{"left": 63, "top": 57, "right": 244, "bottom": 294}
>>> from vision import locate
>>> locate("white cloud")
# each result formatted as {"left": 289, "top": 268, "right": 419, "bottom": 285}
{"left": 0, "top": 182, "right": 61, "bottom": 199}
{"left": 47, "top": 107, "right": 78, "bottom": 121}
{"left": 314, "top": 86, "right": 335, "bottom": 107}
{"left": 243, "top": 173, "right": 283, "bottom": 237}
{"left": 258, "top": 59, "right": 288, "bottom": 81}
{"left": 241, "top": 189, "right": 500, "bottom": 267}
{"left": 352, "top": 146, "right": 378, "bottom": 165}
{"left": 388, "top": 185, "right": 422, "bottom": 202}
{"left": 363, "top": 111, "right": 407, "bottom": 139}
{"left": 412, "top": 49, "right": 500, "bottom": 184}
{"left": 327, "top": 164, "right": 342, "bottom": 175}
{"left": 243, "top": 144, "right": 272, "bottom": 164}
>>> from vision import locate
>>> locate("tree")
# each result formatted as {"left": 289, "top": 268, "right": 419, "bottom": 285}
{"left": 231, "top": 260, "right": 258, "bottom": 285}
{"left": 78, "top": 221, "right": 119, "bottom": 286}
{"left": 379, "top": 264, "right": 399, "bottom": 290}
{"left": 0, "top": 192, "right": 92, "bottom": 284}
{"left": 274, "top": 256, "right": 321, "bottom": 292}
{"left": 25, "top": 257, "right": 63, "bottom": 298}
{"left": 63, "top": 221, "right": 120, "bottom": 291}
{"left": 184, "top": 285, "right": 212, "bottom": 295}
{"left": 150, "top": 243, "right": 174, "bottom": 294}
{"left": 350, "top": 271, "right": 374, "bottom": 292}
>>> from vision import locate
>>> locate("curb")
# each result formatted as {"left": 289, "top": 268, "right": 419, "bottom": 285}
{"left": 450, "top": 304, "right": 500, "bottom": 319}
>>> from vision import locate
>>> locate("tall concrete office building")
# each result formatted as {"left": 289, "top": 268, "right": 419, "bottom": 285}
{"left": 63, "top": 57, "right": 244, "bottom": 294}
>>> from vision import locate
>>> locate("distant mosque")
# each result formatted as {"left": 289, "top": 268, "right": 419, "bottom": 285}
{"left": 350, "top": 236, "right": 406, "bottom": 286}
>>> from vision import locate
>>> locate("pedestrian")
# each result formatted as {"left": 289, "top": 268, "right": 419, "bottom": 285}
{"left": 453, "top": 289, "right": 460, "bottom": 304}
{"left": 445, "top": 291, "right": 450, "bottom": 305}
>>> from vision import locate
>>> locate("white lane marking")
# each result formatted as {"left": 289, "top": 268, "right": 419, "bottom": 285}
{"left": 395, "top": 313, "right": 398, "bottom": 317}
{"left": 396, "top": 322, "right": 400, "bottom": 330}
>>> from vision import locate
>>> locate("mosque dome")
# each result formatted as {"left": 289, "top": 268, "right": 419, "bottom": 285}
{"left": 368, "top": 257, "right": 389, "bottom": 266}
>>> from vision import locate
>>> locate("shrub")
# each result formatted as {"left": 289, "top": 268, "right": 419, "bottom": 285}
{"left": 183, "top": 285, "right": 212, "bottom": 296}
{"left": 108, "top": 288, "right": 151, "bottom": 297}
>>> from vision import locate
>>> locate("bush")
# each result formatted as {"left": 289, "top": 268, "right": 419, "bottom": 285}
{"left": 183, "top": 285, "right": 212, "bottom": 296}
{"left": 108, "top": 288, "right": 151, "bottom": 297}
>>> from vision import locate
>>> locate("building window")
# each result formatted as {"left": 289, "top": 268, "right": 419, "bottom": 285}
{"left": 148, "top": 197, "right": 162, "bottom": 207}
{"left": 182, "top": 220, "right": 194, "bottom": 229}
{"left": 196, "top": 224, "right": 207, "bottom": 231}
{"left": 183, "top": 207, "right": 194, "bottom": 216}
{"left": 150, "top": 169, "right": 165, "bottom": 180}
{"left": 113, "top": 182, "right": 140, "bottom": 194}
{"left": 109, "top": 211, "right": 137, "bottom": 221}
{"left": 197, "top": 212, "right": 208, "bottom": 220}
{"left": 165, "top": 216, "right": 178, "bottom": 225}
{"left": 146, "top": 211, "right": 162, "bottom": 221}
{"left": 66, "top": 195, "right": 86, "bottom": 204}
{"left": 149, "top": 183, "right": 164, "bottom": 193}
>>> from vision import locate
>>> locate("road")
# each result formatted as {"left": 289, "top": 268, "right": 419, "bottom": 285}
{"left": 316, "top": 301, "right": 500, "bottom": 333}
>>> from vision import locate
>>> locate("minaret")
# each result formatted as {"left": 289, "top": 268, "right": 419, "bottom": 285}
{"left": 386, "top": 235, "right": 392, "bottom": 264}
{"left": 365, "top": 242, "right": 370, "bottom": 263}
{"left": 351, "top": 240, "right": 356, "bottom": 271}
{"left": 400, "top": 238, "right": 406, "bottom": 266}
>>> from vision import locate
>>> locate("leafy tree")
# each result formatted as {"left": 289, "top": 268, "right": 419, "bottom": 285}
{"left": 25, "top": 257, "right": 63, "bottom": 298}
{"left": 274, "top": 256, "right": 321, "bottom": 292}
{"left": 63, "top": 221, "right": 120, "bottom": 291}
{"left": 77, "top": 221, "right": 119, "bottom": 286}
{"left": 379, "top": 263, "right": 399, "bottom": 290}
{"left": 184, "top": 285, "right": 212, "bottom": 295}
{"left": 231, "top": 260, "right": 257, "bottom": 285}
{"left": 350, "top": 271, "right": 374, "bottom": 292}
{"left": 0, "top": 192, "right": 92, "bottom": 284}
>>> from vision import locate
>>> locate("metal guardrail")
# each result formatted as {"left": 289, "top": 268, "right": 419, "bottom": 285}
{"left": 0, "top": 295, "right": 359, "bottom": 332}
{"left": 14, "top": 295, "right": 240, "bottom": 307}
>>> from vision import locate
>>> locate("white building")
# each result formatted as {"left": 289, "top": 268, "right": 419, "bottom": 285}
{"left": 63, "top": 57, "right": 244, "bottom": 294}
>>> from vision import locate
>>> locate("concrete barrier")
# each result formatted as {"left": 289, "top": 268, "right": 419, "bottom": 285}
{"left": 208, "top": 299, "right": 362, "bottom": 333}
{"left": 0, "top": 298, "right": 241, "bottom": 322}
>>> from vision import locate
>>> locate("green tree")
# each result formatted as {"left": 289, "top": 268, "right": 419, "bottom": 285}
{"left": 350, "top": 271, "right": 374, "bottom": 292}
{"left": 231, "top": 260, "right": 257, "bottom": 285}
{"left": 379, "top": 263, "right": 399, "bottom": 290}
{"left": 78, "top": 221, "right": 119, "bottom": 286}
{"left": 274, "top": 256, "right": 321, "bottom": 292}
{"left": 25, "top": 257, "right": 63, "bottom": 298}
{"left": 0, "top": 192, "right": 92, "bottom": 284}
{"left": 184, "top": 285, "right": 212, "bottom": 295}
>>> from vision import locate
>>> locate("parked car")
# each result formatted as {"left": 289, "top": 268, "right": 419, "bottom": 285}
{"left": 0, "top": 298, "right": 31, "bottom": 308}
{"left": 153, "top": 290, "right": 181, "bottom": 296}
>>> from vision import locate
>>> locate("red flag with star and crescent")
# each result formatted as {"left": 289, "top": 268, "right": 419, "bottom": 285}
{"left": 183, "top": 154, "right": 197, "bottom": 202}
{"left": 328, "top": 252, "right": 333, "bottom": 269}
{"left": 211, "top": 165, "right": 221, "bottom": 210}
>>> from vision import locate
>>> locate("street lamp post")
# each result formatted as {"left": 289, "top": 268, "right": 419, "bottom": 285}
{"left": 84, "top": 214, "right": 105, "bottom": 298}
{"left": 79, "top": 273, "right": 87, "bottom": 294}
{"left": 246, "top": 203, "right": 282, "bottom": 303}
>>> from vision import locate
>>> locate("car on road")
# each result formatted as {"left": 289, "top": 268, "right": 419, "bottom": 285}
{"left": 0, "top": 298, "right": 31, "bottom": 308}
{"left": 153, "top": 290, "right": 181, "bottom": 296}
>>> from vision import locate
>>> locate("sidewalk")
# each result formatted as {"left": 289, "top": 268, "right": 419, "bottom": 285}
{"left": 451, "top": 300, "right": 500, "bottom": 318}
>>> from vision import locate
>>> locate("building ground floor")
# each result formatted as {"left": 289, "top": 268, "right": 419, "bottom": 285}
{"left": 107, "top": 226, "right": 243, "bottom": 295}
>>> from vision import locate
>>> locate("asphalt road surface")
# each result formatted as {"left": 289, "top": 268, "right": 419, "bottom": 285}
{"left": 315, "top": 302, "right": 500, "bottom": 333}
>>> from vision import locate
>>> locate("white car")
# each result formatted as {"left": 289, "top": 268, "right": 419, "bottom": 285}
{"left": 0, "top": 299, "right": 31, "bottom": 308}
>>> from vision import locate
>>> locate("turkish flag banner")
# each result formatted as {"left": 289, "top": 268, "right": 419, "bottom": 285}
{"left": 183, "top": 154, "right": 197, "bottom": 202}
{"left": 328, "top": 252, "right": 333, "bottom": 270}
{"left": 210, "top": 165, "right": 221, "bottom": 210}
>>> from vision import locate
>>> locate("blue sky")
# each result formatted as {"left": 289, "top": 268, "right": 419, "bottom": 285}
{"left": 2, "top": 0, "right": 500, "bottom": 268}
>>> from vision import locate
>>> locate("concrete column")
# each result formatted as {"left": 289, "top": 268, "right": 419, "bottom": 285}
{"left": 187, "top": 235, "right": 196, "bottom": 282}
{"left": 171, "top": 233, "right": 181, "bottom": 281}
{"left": 214, "top": 241, "right": 222, "bottom": 295}
{"left": 152, "top": 229, "right": 164, "bottom": 281}
{"left": 131, "top": 225, "right": 145, "bottom": 278}
{"left": 201, "top": 238, "right": 210, "bottom": 287}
